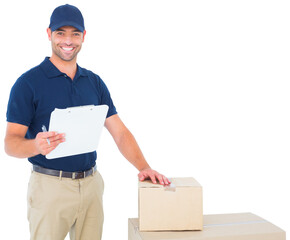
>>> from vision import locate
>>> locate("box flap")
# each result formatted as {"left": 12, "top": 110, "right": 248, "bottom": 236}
{"left": 139, "top": 177, "right": 201, "bottom": 188}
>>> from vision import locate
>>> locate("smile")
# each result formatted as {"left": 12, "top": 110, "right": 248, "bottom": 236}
{"left": 61, "top": 47, "right": 74, "bottom": 52}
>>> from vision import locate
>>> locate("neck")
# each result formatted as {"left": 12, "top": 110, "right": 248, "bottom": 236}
{"left": 49, "top": 54, "right": 77, "bottom": 80}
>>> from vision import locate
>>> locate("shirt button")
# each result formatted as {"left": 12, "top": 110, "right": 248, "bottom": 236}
{"left": 64, "top": 74, "right": 67, "bottom": 78}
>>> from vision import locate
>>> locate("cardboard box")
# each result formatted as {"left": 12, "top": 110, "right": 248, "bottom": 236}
{"left": 138, "top": 177, "right": 203, "bottom": 231}
{"left": 129, "top": 213, "right": 286, "bottom": 240}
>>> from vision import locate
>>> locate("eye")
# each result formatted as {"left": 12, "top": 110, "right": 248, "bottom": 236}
{"left": 73, "top": 33, "right": 81, "bottom": 37}
{"left": 56, "top": 32, "right": 64, "bottom": 36}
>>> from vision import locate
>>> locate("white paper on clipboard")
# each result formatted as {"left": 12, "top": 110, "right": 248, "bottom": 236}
{"left": 46, "top": 104, "right": 108, "bottom": 159}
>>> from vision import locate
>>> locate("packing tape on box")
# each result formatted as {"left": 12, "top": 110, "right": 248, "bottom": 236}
{"left": 134, "top": 224, "right": 139, "bottom": 233}
{"left": 164, "top": 183, "right": 176, "bottom": 192}
{"left": 134, "top": 220, "right": 268, "bottom": 233}
{"left": 203, "top": 220, "right": 267, "bottom": 228}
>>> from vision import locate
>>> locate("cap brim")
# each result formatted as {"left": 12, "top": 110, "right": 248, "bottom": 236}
{"left": 50, "top": 21, "right": 84, "bottom": 32}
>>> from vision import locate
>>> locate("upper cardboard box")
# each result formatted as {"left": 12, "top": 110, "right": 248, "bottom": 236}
{"left": 139, "top": 177, "right": 202, "bottom": 189}
{"left": 138, "top": 177, "right": 203, "bottom": 231}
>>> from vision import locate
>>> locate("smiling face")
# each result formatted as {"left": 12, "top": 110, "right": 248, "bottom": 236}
{"left": 47, "top": 26, "right": 86, "bottom": 62}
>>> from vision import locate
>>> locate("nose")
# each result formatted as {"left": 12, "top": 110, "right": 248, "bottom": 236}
{"left": 64, "top": 36, "right": 73, "bottom": 46}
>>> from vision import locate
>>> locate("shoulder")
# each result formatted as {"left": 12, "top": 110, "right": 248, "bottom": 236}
{"left": 79, "top": 66, "right": 107, "bottom": 87}
{"left": 80, "top": 67, "right": 102, "bottom": 81}
{"left": 15, "top": 61, "right": 44, "bottom": 87}
{"left": 9, "top": 65, "right": 42, "bottom": 101}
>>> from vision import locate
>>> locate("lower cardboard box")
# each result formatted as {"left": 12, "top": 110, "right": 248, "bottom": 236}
{"left": 128, "top": 212, "right": 286, "bottom": 240}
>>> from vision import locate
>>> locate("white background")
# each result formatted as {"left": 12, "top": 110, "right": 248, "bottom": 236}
{"left": 0, "top": 0, "right": 289, "bottom": 239}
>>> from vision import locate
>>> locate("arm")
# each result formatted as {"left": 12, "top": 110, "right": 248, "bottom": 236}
{"left": 4, "top": 122, "right": 65, "bottom": 158}
{"left": 105, "top": 114, "right": 170, "bottom": 185}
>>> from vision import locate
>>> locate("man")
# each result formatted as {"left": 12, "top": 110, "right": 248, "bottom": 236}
{"left": 5, "top": 4, "right": 170, "bottom": 240}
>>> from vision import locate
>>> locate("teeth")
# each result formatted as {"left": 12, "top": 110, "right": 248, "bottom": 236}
{"left": 62, "top": 47, "right": 73, "bottom": 51}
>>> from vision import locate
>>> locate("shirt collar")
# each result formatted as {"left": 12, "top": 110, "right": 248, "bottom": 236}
{"left": 40, "top": 57, "right": 88, "bottom": 79}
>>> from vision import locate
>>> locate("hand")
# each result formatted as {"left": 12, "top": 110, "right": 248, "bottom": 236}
{"left": 34, "top": 132, "right": 65, "bottom": 156}
{"left": 138, "top": 168, "right": 171, "bottom": 185}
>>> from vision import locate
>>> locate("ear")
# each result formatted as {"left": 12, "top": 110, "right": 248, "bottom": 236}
{"left": 47, "top": 28, "right": 52, "bottom": 41}
{"left": 82, "top": 30, "right": 87, "bottom": 43}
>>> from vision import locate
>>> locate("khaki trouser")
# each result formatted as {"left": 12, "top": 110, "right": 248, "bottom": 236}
{"left": 27, "top": 169, "right": 104, "bottom": 240}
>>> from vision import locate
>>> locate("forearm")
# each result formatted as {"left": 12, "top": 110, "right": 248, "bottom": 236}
{"left": 115, "top": 129, "right": 150, "bottom": 171}
{"left": 5, "top": 135, "right": 38, "bottom": 158}
{"left": 105, "top": 115, "right": 170, "bottom": 185}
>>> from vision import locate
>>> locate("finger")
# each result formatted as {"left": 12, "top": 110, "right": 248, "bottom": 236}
{"left": 163, "top": 176, "right": 171, "bottom": 185}
{"left": 149, "top": 174, "right": 157, "bottom": 184}
{"left": 49, "top": 138, "right": 65, "bottom": 149}
{"left": 43, "top": 135, "right": 64, "bottom": 147}
{"left": 40, "top": 131, "right": 58, "bottom": 138}
{"left": 138, "top": 173, "right": 145, "bottom": 181}
{"left": 43, "top": 136, "right": 66, "bottom": 154}
{"left": 37, "top": 132, "right": 58, "bottom": 147}
{"left": 156, "top": 175, "right": 165, "bottom": 185}
{"left": 49, "top": 133, "right": 66, "bottom": 143}
{"left": 138, "top": 171, "right": 149, "bottom": 181}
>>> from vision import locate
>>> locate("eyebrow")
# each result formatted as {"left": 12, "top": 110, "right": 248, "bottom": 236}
{"left": 55, "top": 28, "right": 82, "bottom": 33}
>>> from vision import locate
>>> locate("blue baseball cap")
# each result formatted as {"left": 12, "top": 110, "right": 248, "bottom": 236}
{"left": 49, "top": 4, "right": 85, "bottom": 32}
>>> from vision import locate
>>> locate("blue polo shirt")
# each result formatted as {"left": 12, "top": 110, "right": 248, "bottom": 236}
{"left": 7, "top": 57, "right": 117, "bottom": 171}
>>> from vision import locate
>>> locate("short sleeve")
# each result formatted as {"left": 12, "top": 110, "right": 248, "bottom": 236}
{"left": 6, "top": 76, "right": 35, "bottom": 126}
{"left": 97, "top": 76, "right": 117, "bottom": 118}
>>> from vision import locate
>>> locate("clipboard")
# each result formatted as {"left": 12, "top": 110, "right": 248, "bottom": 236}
{"left": 46, "top": 104, "right": 109, "bottom": 159}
